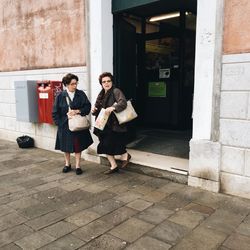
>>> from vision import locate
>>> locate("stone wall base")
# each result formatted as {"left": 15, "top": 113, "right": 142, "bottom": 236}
{"left": 221, "top": 172, "right": 250, "bottom": 199}
{"left": 188, "top": 176, "right": 220, "bottom": 193}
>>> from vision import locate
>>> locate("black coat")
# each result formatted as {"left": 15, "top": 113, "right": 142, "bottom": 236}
{"left": 52, "top": 89, "right": 93, "bottom": 153}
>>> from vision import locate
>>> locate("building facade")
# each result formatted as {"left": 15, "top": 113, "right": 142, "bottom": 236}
{"left": 0, "top": 0, "right": 249, "bottom": 199}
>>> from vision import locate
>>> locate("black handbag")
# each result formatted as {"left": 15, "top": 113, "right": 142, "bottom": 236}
{"left": 16, "top": 135, "right": 34, "bottom": 148}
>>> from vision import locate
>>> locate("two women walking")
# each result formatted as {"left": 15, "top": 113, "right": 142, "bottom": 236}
{"left": 52, "top": 72, "right": 131, "bottom": 175}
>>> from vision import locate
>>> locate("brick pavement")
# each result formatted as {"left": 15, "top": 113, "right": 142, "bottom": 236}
{"left": 0, "top": 139, "right": 250, "bottom": 250}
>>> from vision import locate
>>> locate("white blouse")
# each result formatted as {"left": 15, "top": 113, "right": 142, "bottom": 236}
{"left": 66, "top": 88, "right": 75, "bottom": 101}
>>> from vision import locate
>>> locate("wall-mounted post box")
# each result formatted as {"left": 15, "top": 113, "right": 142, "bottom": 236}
{"left": 37, "top": 80, "right": 62, "bottom": 124}
{"left": 14, "top": 80, "right": 38, "bottom": 122}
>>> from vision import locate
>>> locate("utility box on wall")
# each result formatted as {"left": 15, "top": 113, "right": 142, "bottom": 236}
{"left": 14, "top": 81, "right": 38, "bottom": 122}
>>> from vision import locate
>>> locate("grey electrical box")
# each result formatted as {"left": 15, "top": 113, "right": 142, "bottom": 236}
{"left": 14, "top": 81, "right": 38, "bottom": 122}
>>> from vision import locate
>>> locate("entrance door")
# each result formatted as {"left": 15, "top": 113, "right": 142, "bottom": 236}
{"left": 114, "top": 16, "right": 136, "bottom": 100}
{"left": 142, "top": 36, "right": 181, "bottom": 129}
{"left": 112, "top": 1, "right": 196, "bottom": 158}
{"left": 113, "top": 16, "right": 137, "bottom": 141}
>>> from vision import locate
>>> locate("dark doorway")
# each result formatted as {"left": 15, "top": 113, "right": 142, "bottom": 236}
{"left": 113, "top": 0, "right": 197, "bottom": 159}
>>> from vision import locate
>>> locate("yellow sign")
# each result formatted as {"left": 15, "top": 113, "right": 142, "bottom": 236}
{"left": 146, "top": 43, "right": 171, "bottom": 55}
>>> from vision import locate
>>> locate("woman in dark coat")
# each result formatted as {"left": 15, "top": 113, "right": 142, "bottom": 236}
{"left": 52, "top": 73, "right": 93, "bottom": 175}
{"left": 92, "top": 72, "right": 131, "bottom": 174}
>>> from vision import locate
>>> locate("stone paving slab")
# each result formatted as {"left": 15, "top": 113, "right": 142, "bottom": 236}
{"left": 172, "top": 226, "right": 228, "bottom": 250}
{"left": 25, "top": 210, "right": 65, "bottom": 230}
{"left": 39, "top": 234, "right": 85, "bottom": 250}
{"left": 126, "top": 235, "right": 172, "bottom": 250}
{"left": 0, "top": 139, "right": 250, "bottom": 249}
{"left": 15, "top": 231, "right": 55, "bottom": 250}
{"left": 148, "top": 219, "right": 190, "bottom": 245}
{"left": 169, "top": 209, "right": 206, "bottom": 229}
{"left": 223, "top": 233, "right": 250, "bottom": 250}
{"left": 109, "top": 218, "right": 155, "bottom": 243}
{"left": 136, "top": 204, "right": 174, "bottom": 225}
{"left": 126, "top": 198, "right": 153, "bottom": 211}
{"left": 0, "top": 212, "right": 27, "bottom": 231}
{"left": 78, "top": 234, "right": 127, "bottom": 250}
{"left": 236, "top": 215, "right": 250, "bottom": 237}
{"left": 100, "top": 206, "right": 138, "bottom": 226}
{"left": 42, "top": 221, "right": 78, "bottom": 239}
{"left": 0, "top": 243, "right": 22, "bottom": 250}
{"left": 201, "top": 209, "right": 245, "bottom": 235}
{"left": 0, "top": 224, "right": 34, "bottom": 247}
{"left": 72, "top": 219, "right": 114, "bottom": 242}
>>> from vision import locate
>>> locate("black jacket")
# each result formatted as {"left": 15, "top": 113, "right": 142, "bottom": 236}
{"left": 52, "top": 89, "right": 93, "bottom": 153}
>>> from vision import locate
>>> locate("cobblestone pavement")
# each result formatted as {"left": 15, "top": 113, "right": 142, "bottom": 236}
{"left": 0, "top": 139, "right": 250, "bottom": 250}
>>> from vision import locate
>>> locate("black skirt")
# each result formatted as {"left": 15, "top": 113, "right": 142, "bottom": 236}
{"left": 97, "top": 128, "right": 127, "bottom": 156}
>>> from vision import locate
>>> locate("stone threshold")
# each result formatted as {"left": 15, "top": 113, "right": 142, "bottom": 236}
{"left": 100, "top": 149, "right": 189, "bottom": 185}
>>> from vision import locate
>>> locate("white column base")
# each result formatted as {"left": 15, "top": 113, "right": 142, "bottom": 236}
{"left": 188, "top": 176, "right": 220, "bottom": 193}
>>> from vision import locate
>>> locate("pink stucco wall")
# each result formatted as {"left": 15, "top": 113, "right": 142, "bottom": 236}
{"left": 223, "top": 0, "right": 250, "bottom": 54}
{"left": 0, "top": 0, "right": 86, "bottom": 71}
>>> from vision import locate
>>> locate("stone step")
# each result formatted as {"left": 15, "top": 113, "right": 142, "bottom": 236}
{"left": 100, "top": 149, "right": 189, "bottom": 184}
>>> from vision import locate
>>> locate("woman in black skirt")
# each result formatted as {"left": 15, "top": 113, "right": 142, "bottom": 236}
{"left": 52, "top": 73, "right": 93, "bottom": 175}
{"left": 92, "top": 72, "right": 131, "bottom": 174}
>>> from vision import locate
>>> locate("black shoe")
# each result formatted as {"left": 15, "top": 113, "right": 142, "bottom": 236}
{"left": 76, "top": 167, "right": 83, "bottom": 175}
{"left": 62, "top": 165, "right": 71, "bottom": 173}
{"left": 104, "top": 167, "right": 119, "bottom": 175}
{"left": 121, "top": 153, "right": 131, "bottom": 168}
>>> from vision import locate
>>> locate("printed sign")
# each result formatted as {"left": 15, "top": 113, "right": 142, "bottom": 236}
{"left": 148, "top": 81, "right": 166, "bottom": 97}
{"left": 39, "top": 93, "right": 49, "bottom": 99}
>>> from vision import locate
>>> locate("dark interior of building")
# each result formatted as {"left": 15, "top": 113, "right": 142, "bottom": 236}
{"left": 113, "top": 0, "right": 197, "bottom": 158}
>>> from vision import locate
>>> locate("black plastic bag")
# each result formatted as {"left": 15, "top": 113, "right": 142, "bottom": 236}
{"left": 16, "top": 135, "right": 34, "bottom": 148}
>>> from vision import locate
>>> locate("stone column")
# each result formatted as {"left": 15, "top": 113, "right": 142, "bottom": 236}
{"left": 188, "top": 0, "right": 224, "bottom": 192}
{"left": 85, "top": 0, "right": 113, "bottom": 158}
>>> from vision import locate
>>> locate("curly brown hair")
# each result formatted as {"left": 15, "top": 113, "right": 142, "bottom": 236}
{"left": 62, "top": 73, "right": 79, "bottom": 86}
{"left": 98, "top": 72, "right": 114, "bottom": 85}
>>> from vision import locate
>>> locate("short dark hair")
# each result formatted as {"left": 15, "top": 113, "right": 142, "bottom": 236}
{"left": 98, "top": 72, "right": 114, "bottom": 85}
{"left": 62, "top": 73, "right": 79, "bottom": 86}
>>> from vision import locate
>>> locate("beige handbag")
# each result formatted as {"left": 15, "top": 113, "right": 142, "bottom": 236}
{"left": 66, "top": 97, "right": 90, "bottom": 131}
{"left": 113, "top": 100, "right": 138, "bottom": 124}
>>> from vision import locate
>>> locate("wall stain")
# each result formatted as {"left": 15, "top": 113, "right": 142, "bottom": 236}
{"left": 0, "top": 0, "right": 86, "bottom": 72}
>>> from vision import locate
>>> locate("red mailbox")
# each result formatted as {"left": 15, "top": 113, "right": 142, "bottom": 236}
{"left": 37, "top": 80, "right": 62, "bottom": 124}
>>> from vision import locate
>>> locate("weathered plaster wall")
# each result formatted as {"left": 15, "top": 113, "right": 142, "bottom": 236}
{"left": 223, "top": 0, "right": 250, "bottom": 54}
{"left": 0, "top": 0, "right": 86, "bottom": 71}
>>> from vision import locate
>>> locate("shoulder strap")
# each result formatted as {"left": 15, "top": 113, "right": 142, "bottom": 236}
{"left": 65, "top": 96, "right": 71, "bottom": 111}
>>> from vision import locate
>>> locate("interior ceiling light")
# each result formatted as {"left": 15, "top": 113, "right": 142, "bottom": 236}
{"left": 149, "top": 11, "right": 191, "bottom": 22}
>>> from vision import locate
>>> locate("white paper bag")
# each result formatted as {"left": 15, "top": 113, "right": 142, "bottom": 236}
{"left": 94, "top": 108, "right": 110, "bottom": 130}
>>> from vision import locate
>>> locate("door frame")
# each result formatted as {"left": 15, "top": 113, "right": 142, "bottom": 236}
{"left": 87, "top": 0, "right": 225, "bottom": 192}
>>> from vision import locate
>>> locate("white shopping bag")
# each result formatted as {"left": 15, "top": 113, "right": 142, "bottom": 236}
{"left": 94, "top": 108, "right": 110, "bottom": 130}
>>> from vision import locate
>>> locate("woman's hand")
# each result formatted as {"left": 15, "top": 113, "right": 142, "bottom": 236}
{"left": 91, "top": 107, "right": 97, "bottom": 114}
{"left": 105, "top": 107, "right": 115, "bottom": 115}
{"left": 67, "top": 109, "right": 80, "bottom": 118}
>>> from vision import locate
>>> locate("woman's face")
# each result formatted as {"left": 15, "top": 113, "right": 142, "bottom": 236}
{"left": 101, "top": 76, "right": 112, "bottom": 92}
{"left": 67, "top": 79, "right": 78, "bottom": 92}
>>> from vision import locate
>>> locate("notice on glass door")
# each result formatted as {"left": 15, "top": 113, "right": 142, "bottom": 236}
{"left": 148, "top": 81, "right": 166, "bottom": 97}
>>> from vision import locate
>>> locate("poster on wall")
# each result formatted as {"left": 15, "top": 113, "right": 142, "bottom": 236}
{"left": 148, "top": 81, "right": 166, "bottom": 97}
